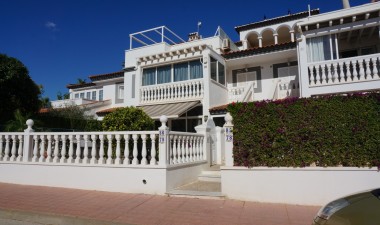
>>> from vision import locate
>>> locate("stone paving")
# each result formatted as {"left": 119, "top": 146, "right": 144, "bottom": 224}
{"left": 0, "top": 183, "right": 320, "bottom": 225}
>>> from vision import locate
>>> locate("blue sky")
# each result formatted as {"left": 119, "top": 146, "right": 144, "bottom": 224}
{"left": 0, "top": 0, "right": 371, "bottom": 101}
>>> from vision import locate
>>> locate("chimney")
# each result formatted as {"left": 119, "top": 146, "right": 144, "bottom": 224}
{"left": 342, "top": 0, "right": 350, "bottom": 8}
{"left": 188, "top": 32, "right": 200, "bottom": 41}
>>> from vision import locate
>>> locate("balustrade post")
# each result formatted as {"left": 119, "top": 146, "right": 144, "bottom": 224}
{"left": 22, "top": 119, "right": 34, "bottom": 162}
{"left": 124, "top": 134, "right": 130, "bottom": 165}
{"left": 115, "top": 134, "right": 121, "bottom": 165}
{"left": 141, "top": 134, "right": 148, "bottom": 165}
{"left": 53, "top": 134, "right": 60, "bottom": 163}
{"left": 83, "top": 134, "right": 89, "bottom": 163}
{"left": 224, "top": 113, "right": 234, "bottom": 167}
{"left": 60, "top": 135, "right": 67, "bottom": 163}
{"left": 75, "top": 135, "right": 81, "bottom": 164}
{"left": 17, "top": 134, "right": 23, "bottom": 162}
{"left": 150, "top": 134, "right": 157, "bottom": 165}
{"left": 132, "top": 134, "right": 139, "bottom": 165}
{"left": 373, "top": 58, "right": 379, "bottom": 78}
{"left": 90, "top": 134, "right": 97, "bottom": 164}
{"left": 158, "top": 115, "right": 169, "bottom": 166}
{"left": 106, "top": 134, "right": 113, "bottom": 165}
{"left": 364, "top": 59, "right": 371, "bottom": 80}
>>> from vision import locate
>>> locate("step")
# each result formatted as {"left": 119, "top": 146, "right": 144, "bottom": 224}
{"left": 166, "top": 190, "right": 224, "bottom": 200}
{"left": 198, "top": 170, "right": 221, "bottom": 182}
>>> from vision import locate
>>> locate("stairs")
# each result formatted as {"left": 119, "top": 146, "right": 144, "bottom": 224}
{"left": 166, "top": 165, "right": 223, "bottom": 199}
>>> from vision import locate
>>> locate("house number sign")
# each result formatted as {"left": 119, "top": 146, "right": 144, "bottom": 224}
{"left": 225, "top": 127, "right": 233, "bottom": 142}
{"left": 159, "top": 130, "right": 166, "bottom": 143}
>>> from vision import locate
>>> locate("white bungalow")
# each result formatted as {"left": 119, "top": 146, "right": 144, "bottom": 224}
{"left": 52, "top": 0, "right": 380, "bottom": 131}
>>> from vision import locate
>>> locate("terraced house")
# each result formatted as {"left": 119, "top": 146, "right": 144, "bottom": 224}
{"left": 52, "top": 0, "right": 380, "bottom": 131}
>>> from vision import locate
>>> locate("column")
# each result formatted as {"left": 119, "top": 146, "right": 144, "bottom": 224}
{"left": 258, "top": 36, "right": 263, "bottom": 48}
{"left": 223, "top": 113, "right": 234, "bottom": 167}
{"left": 290, "top": 30, "right": 295, "bottom": 42}
{"left": 158, "top": 115, "right": 169, "bottom": 166}
{"left": 274, "top": 33, "right": 278, "bottom": 45}
{"left": 22, "top": 119, "right": 34, "bottom": 162}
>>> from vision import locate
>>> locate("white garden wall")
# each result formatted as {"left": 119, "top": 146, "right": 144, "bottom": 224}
{"left": 221, "top": 166, "right": 380, "bottom": 206}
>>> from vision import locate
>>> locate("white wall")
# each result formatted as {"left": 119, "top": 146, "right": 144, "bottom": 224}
{"left": 0, "top": 163, "right": 167, "bottom": 194}
{"left": 221, "top": 166, "right": 380, "bottom": 206}
{"left": 209, "top": 81, "right": 228, "bottom": 108}
{"left": 0, "top": 162, "right": 208, "bottom": 195}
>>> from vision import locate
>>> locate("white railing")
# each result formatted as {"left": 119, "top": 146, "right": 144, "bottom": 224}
{"left": 308, "top": 54, "right": 380, "bottom": 87}
{"left": 0, "top": 133, "right": 24, "bottom": 162}
{"left": 0, "top": 117, "right": 209, "bottom": 168}
{"left": 276, "top": 80, "right": 300, "bottom": 99}
{"left": 141, "top": 79, "right": 204, "bottom": 104}
{"left": 168, "top": 132, "right": 205, "bottom": 165}
{"left": 227, "top": 81, "right": 255, "bottom": 103}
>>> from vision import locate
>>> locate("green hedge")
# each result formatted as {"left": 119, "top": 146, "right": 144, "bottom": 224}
{"left": 227, "top": 92, "right": 380, "bottom": 168}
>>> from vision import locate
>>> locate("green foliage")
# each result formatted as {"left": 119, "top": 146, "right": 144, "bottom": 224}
{"left": 4, "top": 109, "right": 31, "bottom": 131}
{"left": 0, "top": 54, "right": 41, "bottom": 124}
{"left": 102, "top": 107, "right": 154, "bottom": 131}
{"left": 227, "top": 92, "right": 380, "bottom": 168}
{"left": 36, "top": 105, "right": 101, "bottom": 131}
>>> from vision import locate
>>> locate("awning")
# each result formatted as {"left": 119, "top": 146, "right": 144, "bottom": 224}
{"left": 139, "top": 101, "right": 200, "bottom": 119}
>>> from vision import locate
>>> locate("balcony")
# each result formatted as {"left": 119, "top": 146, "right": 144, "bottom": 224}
{"left": 308, "top": 53, "right": 380, "bottom": 87}
{"left": 140, "top": 79, "right": 204, "bottom": 104}
{"left": 227, "top": 81, "right": 255, "bottom": 103}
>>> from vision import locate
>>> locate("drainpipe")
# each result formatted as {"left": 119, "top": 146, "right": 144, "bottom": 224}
{"left": 342, "top": 0, "right": 350, "bottom": 8}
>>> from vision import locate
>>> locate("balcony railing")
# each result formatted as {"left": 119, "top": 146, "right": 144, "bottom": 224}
{"left": 308, "top": 53, "right": 380, "bottom": 87}
{"left": 227, "top": 82, "right": 255, "bottom": 103}
{"left": 140, "top": 79, "right": 204, "bottom": 104}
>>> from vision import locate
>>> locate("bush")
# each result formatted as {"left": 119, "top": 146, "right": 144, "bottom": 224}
{"left": 227, "top": 92, "right": 380, "bottom": 168}
{"left": 102, "top": 107, "right": 154, "bottom": 131}
{"left": 35, "top": 105, "right": 101, "bottom": 131}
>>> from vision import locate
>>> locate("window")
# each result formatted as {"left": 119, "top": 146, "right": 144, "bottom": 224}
{"left": 157, "top": 65, "right": 171, "bottom": 84}
{"left": 189, "top": 60, "right": 203, "bottom": 79}
{"left": 210, "top": 57, "right": 217, "bottom": 81}
{"left": 80, "top": 93, "right": 84, "bottom": 99}
{"left": 210, "top": 56, "right": 225, "bottom": 85}
{"left": 142, "top": 68, "right": 156, "bottom": 86}
{"left": 99, "top": 90, "right": 103, "bottom": 101}
{"left": 141, "top": 59, "right": 203, "bottom": 86}
{"left": 86, "top": 92, "right": 91, "bottom": 99}
{"left": 74, "top": 93, "right": 79, "bottom": 99}
{"left": 118, "top": 85, "right": 124, "bottom": 99}
{"left": 306, "top": 34, "right": 338, "bottom": 62}
{"left": 92, "top": 91, "right": 96, "bottom": 100}
{"left": 174, "top": 62, "right": 189, "bottom": 82}
{"left": 218, "top": 62, "right": 225, "bottom": 85}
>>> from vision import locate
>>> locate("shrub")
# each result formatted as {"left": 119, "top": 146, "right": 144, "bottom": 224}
{"left": 227, "top": 92, "right": 380, "bottom": 168}
{"left": 102, "top": 107, "right": 154, "bottom": 131}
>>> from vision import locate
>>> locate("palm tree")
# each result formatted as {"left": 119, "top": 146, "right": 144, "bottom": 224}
{"left": 4, "top": 109, "right": 31, "bottom": 132}
{"left": 77, "top": 78, "right": 87, "bottom": 84}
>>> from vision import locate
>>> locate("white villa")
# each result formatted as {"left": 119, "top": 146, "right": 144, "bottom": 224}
{"left": 1, "top": 0, "right": 379, "bottom": 206}
{"left": 52, "top": 1, "right": 380, "bottom": 132}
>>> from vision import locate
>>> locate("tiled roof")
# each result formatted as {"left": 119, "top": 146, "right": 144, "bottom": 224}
{"left": 96, "top": 107, "right": 122, "bottom": 116}
{"left": 235, "top": 9, "right": 319, "bottom": 33}
{"left": 209, "top": 104, "right": 229, "bottom": 115}
{"left": 222, "top": 41, "right": 296, "bottom": 60}
{"left": 89, "top": 71, "right": 124, "bottom": 82}
{"left": 66, "top": 82, "right": 96, "bottom": 89}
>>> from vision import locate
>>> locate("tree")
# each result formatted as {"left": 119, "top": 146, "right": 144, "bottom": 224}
{"left": 77, "top": 78, "right": 86, "bottom": 84}
{"left": 0, "top": 54, "right": 41, "bottom": 124}
{"left": 102, "top": 107, "right": 154, "bottom": 131}
{"left": 4, "top": 109, "right": 31, "bottom": 131}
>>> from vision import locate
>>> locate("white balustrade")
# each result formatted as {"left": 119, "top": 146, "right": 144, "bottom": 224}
{"left": 168, "top": 132, "right": 205, "bottom": 165}
{"left": 140, "top": 79, "right": 204, "bottom": 104}
{"left": 227, "top": 81, "right": 256, "bottom": 103}
{"left": 0, "top": 133, "right": 24, "bottom": 162}
{"left": 308, "top": 54, "right": 380, "bottom": 87}
{"left": 1, "top": 122, "right": 207, "bottom": 167}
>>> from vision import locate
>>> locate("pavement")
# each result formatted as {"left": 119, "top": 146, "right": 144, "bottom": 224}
{"left": 0, "top": 182, "right": 320, "bottom": 225}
